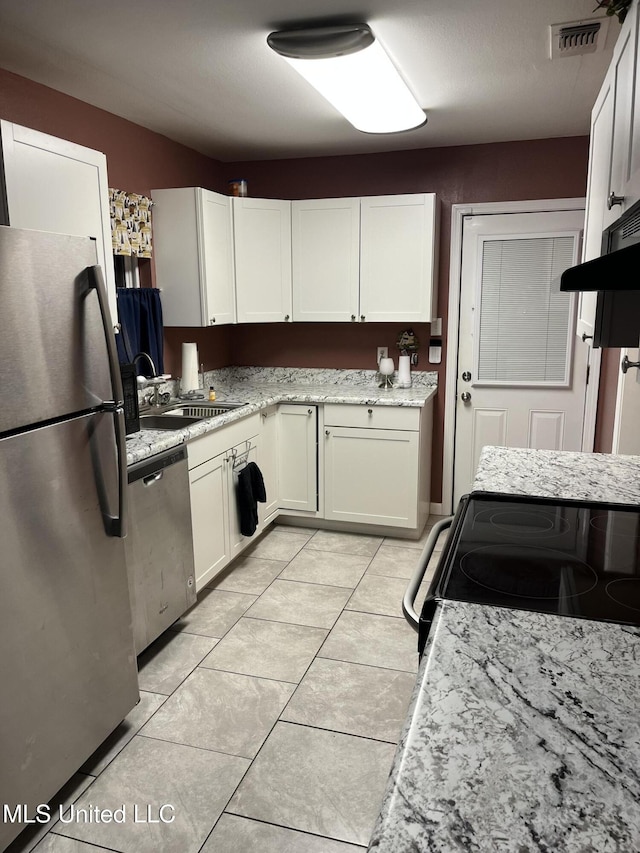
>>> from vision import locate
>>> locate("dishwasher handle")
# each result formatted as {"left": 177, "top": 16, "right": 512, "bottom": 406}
{"left": 402, "top": 517, "right": 454, "bottom": 633}
{"left": 143, "top": 471, "right": 164, "bottom": 486}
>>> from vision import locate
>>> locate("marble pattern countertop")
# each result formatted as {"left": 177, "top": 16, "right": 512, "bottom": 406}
{"left": 126, "top": 367, "right": 437, "bottom": 466}
{"left": 473, "top": 444, "right": 640, "bottom": 505}
{"left": 370, "top": 445, "right": 640, "bottom": 853}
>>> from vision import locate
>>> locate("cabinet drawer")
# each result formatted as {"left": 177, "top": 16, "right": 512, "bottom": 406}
{"left": 323, "top": 403, "right": 420, "bottom": 431}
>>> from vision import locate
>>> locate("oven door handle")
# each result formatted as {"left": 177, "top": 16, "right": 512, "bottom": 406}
{"left": 402, "top": 517, "right": 454, "bottom": 633}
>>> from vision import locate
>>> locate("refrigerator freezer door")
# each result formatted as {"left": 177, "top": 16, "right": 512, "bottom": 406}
{"left": 0, "top": 226, "right": 114, "bottom": 433}
{"left": 0, "top": 411, "right": 139, "bottom": 850}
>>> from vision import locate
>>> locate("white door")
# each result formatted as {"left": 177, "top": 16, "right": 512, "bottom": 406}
{"left": 453, "top": 210, "right": 589, "bottom": 502}
{"left": 613, "top": 348, "right": 640, "bottom": 454}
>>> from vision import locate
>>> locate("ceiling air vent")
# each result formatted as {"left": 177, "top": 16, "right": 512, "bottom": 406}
{"left": 549, "top": 18, "right": 609, "bottom": 59}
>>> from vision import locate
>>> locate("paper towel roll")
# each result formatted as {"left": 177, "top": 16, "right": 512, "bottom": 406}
{"left": 181, "top": 342, "right": 200, "bottom": 392}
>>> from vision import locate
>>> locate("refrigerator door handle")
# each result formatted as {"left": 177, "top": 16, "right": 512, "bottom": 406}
{"left": 86, "top": 265, "right": 127, "bottom": 538}
{"left": 86, "top": 265, "right": 124, "bottom": 407}
{"left": 105, "top": 403, "right": 128, "bottom": 538}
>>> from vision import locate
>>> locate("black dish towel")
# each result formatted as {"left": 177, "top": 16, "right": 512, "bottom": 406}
{"left": 236, "top": 462, "right": 267, "bottom": 537}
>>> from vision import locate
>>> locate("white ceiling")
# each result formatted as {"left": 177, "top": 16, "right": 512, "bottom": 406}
{"left": 0, "top": 0, "right": 618, "bottom": 162}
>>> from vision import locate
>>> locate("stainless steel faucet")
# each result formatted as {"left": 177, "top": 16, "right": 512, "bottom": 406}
{"left": 132, "top": 352, "right": 157, "bottom": 377}
{"left": 132, "top": 352, "right": 165, "bottom": 407}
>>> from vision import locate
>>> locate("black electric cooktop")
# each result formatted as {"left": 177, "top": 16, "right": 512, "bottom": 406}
{"left": 433, "top": 492, "right": 640, "bottom": 628}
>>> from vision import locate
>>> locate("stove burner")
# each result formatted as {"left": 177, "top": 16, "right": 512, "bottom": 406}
{"left": 473, "top": 508, "right": 571, "bottom": 539}
{"left": 605, "top": 578, "right": 640, "bottom": 612}
{"left": 590, "top": 513, "right": 640, "bottom": 537}
{"left": 459, "top": 544, "right": 598, "bottom": 599}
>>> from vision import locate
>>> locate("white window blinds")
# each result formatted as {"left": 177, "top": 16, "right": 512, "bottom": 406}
{"left": 477, "top": 236, "right": 575, "bottom": 384}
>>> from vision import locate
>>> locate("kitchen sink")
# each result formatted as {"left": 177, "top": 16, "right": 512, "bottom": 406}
{"left": 138, "top": 414, "right": 204, "bottom": 430}
{"left": 139, "top": 401, "right": 247, "bottom": 431}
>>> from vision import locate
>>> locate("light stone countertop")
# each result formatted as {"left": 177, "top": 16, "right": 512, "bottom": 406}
{"left": 125, "top": 366, "right": 437, "bottom": 466}
{"left": 369, "top": 445, "right": 640, "bottom": 853}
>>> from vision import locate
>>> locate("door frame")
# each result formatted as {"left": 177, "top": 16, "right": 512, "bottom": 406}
{"left": 441, "top": 198, "right": 599, "bottom": 515}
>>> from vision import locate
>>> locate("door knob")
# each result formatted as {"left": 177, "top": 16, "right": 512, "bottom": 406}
{"left": 607, "top": 191, "right": 624, "bottom": 210}
{"left": 621, "top": 355, "right": 640, "bottom": 374}
{"left": 461, "top": 371, "right": 471, "bottom": 382}
{"left": 460, "top": 391, "right": 472, "bottom": 403}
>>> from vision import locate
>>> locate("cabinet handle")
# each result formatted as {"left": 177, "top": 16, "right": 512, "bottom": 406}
{"left": 351, "top": 314, "right": 356, "bottom": 321}
{"left": 607, "top": 191, "right": 624, "bottom": 210}
{"left": 360, "top": 314, "right": 366, "bottom": 322}
{"left": 368, "top": 408, "right": 373, "bottom": 415}
{"left": 210, "top": 317, "right": 216, "bottom": 324}
{"left": 308, "top": 409, "right": 313, "bottom": 415}
{"left": 621, "top": 355, "right": 640, "bottom": 374}
{"left": 284, "top": 314, "right": 290, "bottom": 321}
{"left": 325, "top": 429, "right": 330, "bottom": 436}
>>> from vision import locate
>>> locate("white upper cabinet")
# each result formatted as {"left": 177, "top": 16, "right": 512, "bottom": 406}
{"left": 0, "top": 120, "right": 117, "bottom": 323}
{"left": 291, "top": 193, "right": 439, "bottom": 323}
{"left": 151, "top": 187, "right": 235, "bottom": 327}
{"left": 578, "top": 69, "right": 615, "bottom": 339}
{"left": 603, "top": 2, "right": 640, "bottom": 228}
{"left": 292, "top": 198, "right": 360, "bottom": 322}
{"left": 360, "top": 194, "right": 438, "bottom": 323}
{"left": 234, "top": 197, "right": 292, "bottom": 323}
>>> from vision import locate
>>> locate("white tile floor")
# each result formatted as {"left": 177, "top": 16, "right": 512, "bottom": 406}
{"left": 8, "top": 518, "right": 446, "bottom": 853}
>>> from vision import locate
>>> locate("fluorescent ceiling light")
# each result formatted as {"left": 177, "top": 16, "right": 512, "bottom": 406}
{"left": 267, "top": 24, "right": 426, "bottom": 134}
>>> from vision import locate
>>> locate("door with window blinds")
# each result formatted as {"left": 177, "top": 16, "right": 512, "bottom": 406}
{"left": 454, "top": 210, "right": 588, "bottom": 502}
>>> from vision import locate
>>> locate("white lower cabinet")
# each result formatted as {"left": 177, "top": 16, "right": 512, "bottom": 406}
{"left": 323, "top": 402, "right": 432, "bottom": 531}
{"left": 189, "top": 450, "right": 230, "bottom": 590}
{"left": 187, "top": 415, "right": 261, "bottom": 591}
{"left": 186, "top": 399, "right": 432, "bottom": 590}
{"left": 258, "top": 406, "right": 280, "bottom": 523}
{"left": 324, "top": 427, "right": 418, "bottom": 528}
{"left": 277, "top": 404, "right": 318, "bottom": 513}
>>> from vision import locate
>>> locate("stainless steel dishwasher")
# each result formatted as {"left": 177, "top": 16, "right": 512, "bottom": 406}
{"left": 125, "top": 445, "right": 196, "bottom": 655}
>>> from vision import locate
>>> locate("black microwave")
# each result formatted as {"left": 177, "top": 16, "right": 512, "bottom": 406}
{"left": 560, "top": 200, "right": 640, "bottom": 347}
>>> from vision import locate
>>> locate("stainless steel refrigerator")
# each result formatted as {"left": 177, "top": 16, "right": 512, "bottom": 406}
{"left": 0, "top": 226, "right": 139, "bottom": 851}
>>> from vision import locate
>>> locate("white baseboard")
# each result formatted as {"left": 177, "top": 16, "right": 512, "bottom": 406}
{"left": 429, "top": 502, "right": 444, "bottom": 516}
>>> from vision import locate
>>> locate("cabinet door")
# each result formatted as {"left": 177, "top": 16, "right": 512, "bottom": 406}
{"left": 578, "top": 71, "right": 615, "bottom": 339}
{"left": 258, "top": 406, "right": 279, "bottom": 523}
{"left": 359, "top": 194, "right": 437, "bottom": 323}
{"left": 278, "top": 404, "right": 318, "bottom": 512}
{"left": 292, "top": 198, "right": 360, "bottom": 321}
{"left": 227, "top": 438, "right": 260, "bottom": 559}
{"left": 604, "top": 2, "right": 638, "bottom": 228}
{"left": 189, "top": 451, "right": 230, "bottom": 591}
{"left": 200, "top": 189, "right": 235, "bottom": 326}
{"left": 0, "top": 120, "right": 117, "bottom": 323}
{"left": 234, "top": 197, "right": 292, "bottom": 323}
{"left": 152, "top": 187, "right": 235, "bottom": 327}
{"left": 324, "top": 427, "right": 419, "bottom": 528}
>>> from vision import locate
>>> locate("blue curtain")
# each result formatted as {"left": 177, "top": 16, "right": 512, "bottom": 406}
{"left": 116, "top": 288, "right": 164, "bottom": 376}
